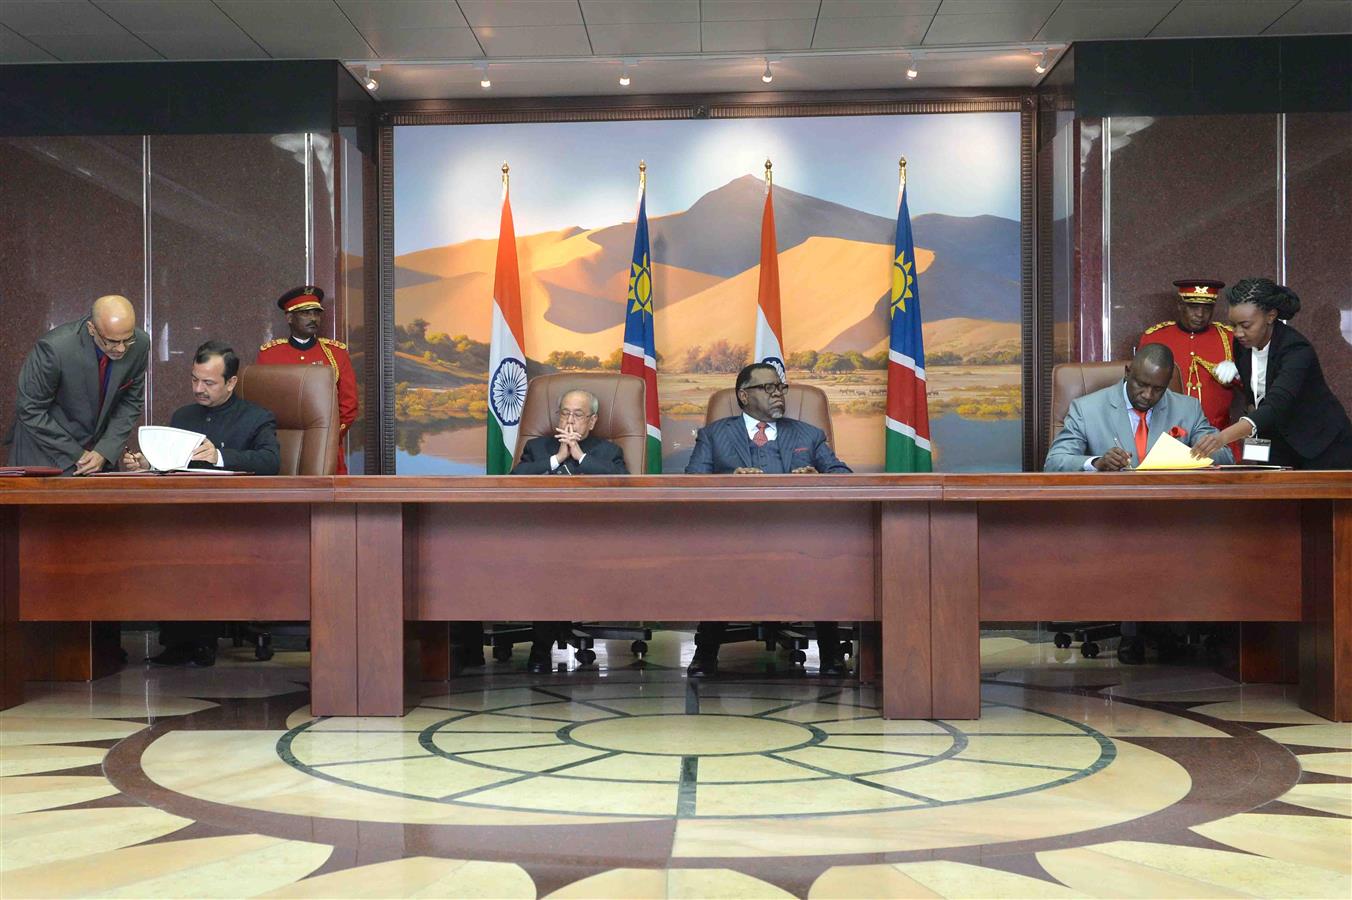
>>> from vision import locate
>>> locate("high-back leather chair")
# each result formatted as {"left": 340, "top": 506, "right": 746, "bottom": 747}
{"left": 237, "top": 364, "right": 340, "bottom": 476}
{"left": 513, "top": 373, "right": 648, "bottom": 474}
{"left": 1049, "top": 361, "right": 1183, "bottom": 447}
{"left": 704, "top": 384, "right": 834, "bottom": 443}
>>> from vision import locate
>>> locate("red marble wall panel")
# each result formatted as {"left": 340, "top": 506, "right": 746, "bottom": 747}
{"left": 144, "top": 134, "right": 309, "bottom": 428}
{"left": 1107, "top": 114, "right": 1281, "bottom": 359}
{"left": 0, "top": 136, "right": 146, "bottom": 465}
{"left": 1285, "top": 112, "right": 1352, "bottom": 407}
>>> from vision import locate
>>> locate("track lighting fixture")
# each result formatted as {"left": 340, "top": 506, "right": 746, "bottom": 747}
{"left": 1034, "top": 50, "right": 1050, "bottom": 74}
{"left": 478, "top": 61, "right": 491, "bottom": 89}
{"left": 761, "top": 58, "right": 773, "bottom": 84}
{"left": 619, "top": 59, "right": 631, "bottom": 86}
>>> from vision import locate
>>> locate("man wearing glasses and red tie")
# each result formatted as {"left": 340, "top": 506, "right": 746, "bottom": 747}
{"left": 6, "top": 295, "right": 149, "bottom": 475}
{"left": 684, "top": 362, "right": 852, "bottom": 677}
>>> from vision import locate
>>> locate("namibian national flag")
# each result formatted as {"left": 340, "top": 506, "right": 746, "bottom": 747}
{"left": 620, "top": 183, "right": 662, "bottom": 473}
{"left": 884, "top": 174, "right": 933, "bottom": 472}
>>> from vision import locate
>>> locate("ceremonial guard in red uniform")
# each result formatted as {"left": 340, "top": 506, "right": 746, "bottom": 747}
{"left": 257, "top": 286, "right": 358, "bottom": 474}
{"left": 1139, "top": 279, "right": 1241, "bottom": 452}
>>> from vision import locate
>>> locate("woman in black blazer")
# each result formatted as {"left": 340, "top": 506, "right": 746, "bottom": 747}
{"left": 1193, "top": 278, "right": 1352, "bottom": 469}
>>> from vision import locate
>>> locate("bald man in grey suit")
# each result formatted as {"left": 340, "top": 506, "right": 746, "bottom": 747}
{"left": 6, "top": 296, "right": 149, "bottom": 475}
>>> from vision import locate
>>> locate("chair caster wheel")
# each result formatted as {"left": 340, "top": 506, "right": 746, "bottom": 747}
{"left": 1081, "top": 641, "right": 1100, "bottom": 659}
{"left": 839, "top": 641, "right": 853, "bottom": 658}
{"left": 576, "top": 649, "right": 597, "bottom": 665}
{"left": 1053, "top": 632, "right": 1072, "bottom": 649}
{"left": 631, "top": 640, "right": 648, "bottom": 656}
{"left": 255, "top": 644, "right": 274, "bottom": 661}
{"left": 791, "top": 649, "right": 807, "bottom": 664}
{"left": 492, "top": 644, "right": 513, "bottom": 662}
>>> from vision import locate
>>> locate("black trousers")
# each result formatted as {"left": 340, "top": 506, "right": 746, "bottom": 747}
{"left": 695, "top": 621, "right": 841, "bottom": 657}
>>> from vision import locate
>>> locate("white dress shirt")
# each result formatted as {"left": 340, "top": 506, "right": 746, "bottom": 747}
{"left": 1250, "top": 342, "right": 1270, "bottom": 404}
{"left": 743, "top": 413, "right": 777, "bottom": 442}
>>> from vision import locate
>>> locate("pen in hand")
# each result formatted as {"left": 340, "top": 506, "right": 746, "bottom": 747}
{"left": 1113, "top": 436, "right": 1134, "bottom": 470}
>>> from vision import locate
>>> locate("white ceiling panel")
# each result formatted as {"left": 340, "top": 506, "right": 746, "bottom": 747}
{"left": 138, "top": 30, "right": 269, "bottom": 59}
{"left": 25, "top": 30, "right": 162, "bottom": 60}
{"left": 0, "top": 0, "right": 124, "bottom": 34}
{"left": 362, "top": 27, "right": 483, "bottom": 58}
{"left": 812, "top": 15, "right": 932, "bottom": 48}
{"left": 579, "top": 0, "right": 700, "bottom": 24}
{"left": 587, "top": 22, "right": 702, "bottom": 54}
{"left": 701, "top": 0, "right": 822, "bottom": 22}
{"left": 1151, "top": 0, "right": 1302, "bottom": 37}
{"left": 474, "top": 25, "right": 592, "bottom": 57}
{"left": 1035, "top": 1, "right": 1176, "bottom": 41}
{"left": 701, "top": 18, "right": 816, "bottom": 52}
{"left": 94, "top": 0, "right": 237, "bottom": 31}
{"left": 933, "top": 0, "right": 1057, "bottom": 13}
{"left": 1263, "top": 0, "right": 1352, "bottom": 34}
{"left": 457, "top": 0, "right": 583, "bottom": 28}
{"left": 337, "top": 0, "right": 468, "bottom": 29}
{"left": 924, "top": 11, "right": 1054, "bottom": 43}
{"left": 215, "top": 0, "right": 375, "bottom": 57}
{"left": 820, "top": 1, "right": 941, "bottom": 17}
{"left": 0, "top": 27, "right": 57, "bottom": 61}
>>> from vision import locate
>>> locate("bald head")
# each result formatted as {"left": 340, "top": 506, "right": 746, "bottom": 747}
{"left": 87, "top": 295, "right": 137, "bottom": 360}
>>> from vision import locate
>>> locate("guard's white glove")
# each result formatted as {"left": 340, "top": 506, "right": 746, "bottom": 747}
{"left": 1213, "top": 360, "right": 1239, "bottom": 384}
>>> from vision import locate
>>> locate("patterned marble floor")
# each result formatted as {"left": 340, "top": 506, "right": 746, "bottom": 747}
{"left": 1, "top": 629, "right": 1349, "bottom": 898}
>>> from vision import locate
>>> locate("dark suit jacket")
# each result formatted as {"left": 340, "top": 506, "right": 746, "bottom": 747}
{"left": 169, "top": 394, "right": 280, "bottom": 475}
{"left": 1236, "top": 322, "right": 1352, "bottom": 464}
{"left": 685, "top": 415, "right": 852, "bottom": 474}
{"left": 6, "top": 317, "right": 150, "bottom": 471}
{"left": 511, "top": 434, "right": 628, "bottom": 475}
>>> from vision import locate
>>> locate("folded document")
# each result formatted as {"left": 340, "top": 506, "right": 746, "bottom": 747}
{"left": 1136, "top": 432, "right": 1215, "bottom": 470}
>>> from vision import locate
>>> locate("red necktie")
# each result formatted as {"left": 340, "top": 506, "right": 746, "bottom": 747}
{"left": 1134, "top": 410, "right": 1148, "bottom": 462}
{"left": 753, "top": 422, "right": 769, "bottom": 447}
{"left": 97, "top": 353, "right": 110, "bottom": 407}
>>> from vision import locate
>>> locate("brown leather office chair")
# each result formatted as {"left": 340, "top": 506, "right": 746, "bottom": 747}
{"left": 513, "top": 373, "right": 648, "bottom": 474}
{"left": 237, "top": 364, "right": 341, "bottom": 476}
{"left": 705, "top": 384, "right": 834, "bottom": 444}
{"left": 488, "top": 372, "right": 652, "bottom": 666}
{"left": 231, "top": 364, "right": 339, "bottom": 660}
{"left": 1047, "top": 360, "right": 1184, "bottom": 662}
{"left": 1049, "top": 361, "right": 1183, "bottom": 448}
{"left": 703, "top": 382, "right": 850, "bottom": 666}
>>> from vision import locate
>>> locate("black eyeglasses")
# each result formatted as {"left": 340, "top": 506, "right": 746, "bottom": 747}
{"left": 742, "top": 382, "right": 788, "bottom": 396}
{"left": 91, "top": 326, "right": 135, "bottom": 350}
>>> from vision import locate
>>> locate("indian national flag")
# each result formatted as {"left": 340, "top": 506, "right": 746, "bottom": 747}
{"left": 754, "top": 176, "right": 785, "bottom": 377}
{"left": 884, "top": 171, "right": 933, "bottom": 472}
{"left": 486, "top": 175, "right": 527, "bottom": 475}
{"left": 620, "top": 180, "right": 662, "bottom": 473}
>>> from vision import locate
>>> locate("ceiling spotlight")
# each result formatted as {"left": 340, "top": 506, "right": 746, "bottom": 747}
{"left": 363, "top": 66, "right": 379, "bottom": 91}
{"left": 761, "top": 58, "right": 773, "bottom": 84}
{"left": 477, "top": 62, "right": 491, "bottom": 89}
{"left": 1034, "top": 50, "right": 1051, "bottom": 74}
{"left": 905, "top": 62, "right": 918, "bottom": 80}
{"left": 619, "top": 59, "right": 631, "bottom": 87}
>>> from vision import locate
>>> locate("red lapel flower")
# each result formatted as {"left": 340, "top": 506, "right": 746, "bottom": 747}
{"left": 1168, "top": 426, "right": 1187, "bottom": 439}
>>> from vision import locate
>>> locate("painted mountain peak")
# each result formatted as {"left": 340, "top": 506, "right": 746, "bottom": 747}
{"left": 394, "top": 176, "right": 1019, "bottom": 363}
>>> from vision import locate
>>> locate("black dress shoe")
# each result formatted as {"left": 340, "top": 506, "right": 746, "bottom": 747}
{"left": 191, "top": 642, "right": 217, "bottom": 668}
{"left": 818, "top": 656, "right": 848, "bottom": 677}
{"left": 527, "top": 643, "right": 553, "bottom": 674}
{"left": 686, "top": 651, "right": 719, "bottom": 677}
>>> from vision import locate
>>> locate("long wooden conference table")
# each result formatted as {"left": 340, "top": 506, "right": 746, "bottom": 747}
{"left": 1, "top": 473, "right": 1348, "bottom": 721}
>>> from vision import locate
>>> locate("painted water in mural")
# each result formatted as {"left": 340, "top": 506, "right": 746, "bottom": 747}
{"left": 393, "top": 113, "right": 1022, "bottom": 472}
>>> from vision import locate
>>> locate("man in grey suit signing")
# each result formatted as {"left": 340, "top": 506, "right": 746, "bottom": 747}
{"left": 684, "top": 362, "right": 851, "bottom": 677}
{"left": 6, "top": 295, "right": 149, "bottom": 475}
{"left": 1045, "top": 343, "right": 1233, "bottom": 472}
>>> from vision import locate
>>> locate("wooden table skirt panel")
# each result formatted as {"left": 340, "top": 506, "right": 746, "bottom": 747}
{"left": 976, "top": 500, "right": 1303, "bottom": 622}
{"left": 16, "top": 505, "right": 312, "bottom": 621}
{"left": 1300, "top": 500, "right": 1352, "bottom": 721}
{"left": 407, "top": 502, "right": 879, "bottom": 622}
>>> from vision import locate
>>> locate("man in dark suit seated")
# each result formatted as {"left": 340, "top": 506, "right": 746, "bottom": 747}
{"left": 511, "top": 388, "right": 627, "bottom": 672}
{"left": 684, "top": 363, "right": 851, "bottom": 677}
{"left": 123, "top": 341, "right": 281, "bottom": 666}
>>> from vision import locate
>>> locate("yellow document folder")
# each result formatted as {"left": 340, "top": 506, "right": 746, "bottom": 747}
{"left": 1137, "top": 432, "right": 1214, "bottom": 470}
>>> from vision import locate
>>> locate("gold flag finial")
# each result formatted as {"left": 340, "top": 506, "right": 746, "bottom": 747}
{"left": 764, "top": 158, "right": 773, "bottom": 188}
{"left": 501, "top": 161, "right": 510, "bottom": 189}
{"left": 899, "top": 156, "right": 907, "bottom": 190}
{"left": 639, "top": 160, "right": 647, "bottom": 189}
